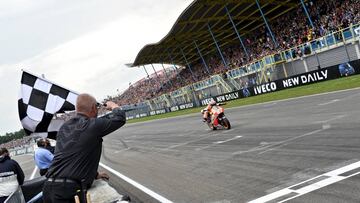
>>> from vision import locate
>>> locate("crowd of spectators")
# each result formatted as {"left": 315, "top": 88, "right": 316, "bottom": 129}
{"left": 0, "top": 137, "right": 34, "bottom": 150}
{"left": 113, "top": 0, "right": 359, "bottom": 106}
{"left": 112, "top": 69, "right": 178, "bottom": 105}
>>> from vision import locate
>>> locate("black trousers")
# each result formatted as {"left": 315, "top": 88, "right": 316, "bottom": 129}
{"left": 0, "top": 196, "right": 8, "bottom": 203}
{"left": 39, "top": 168, "right": 48, "bottom": 176}
{"left": 42, "top": 181, "right": 85, "bottom": 203}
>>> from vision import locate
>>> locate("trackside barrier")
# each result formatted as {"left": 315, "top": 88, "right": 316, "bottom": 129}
{"left": 125, "top": 23, "right": 360, "bottom": 117}
{"left": 9, "top": 146, "right": 34, "bottom": 157}
{"left": 127, "top": 59, "right": 360, "bottom": 115}
{"left": 201, "top": 60, "right": 360, "bottom": 105}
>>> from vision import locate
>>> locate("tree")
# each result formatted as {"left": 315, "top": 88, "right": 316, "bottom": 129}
{"left": 0, "top": 129, "right": 26, "bottom": 145}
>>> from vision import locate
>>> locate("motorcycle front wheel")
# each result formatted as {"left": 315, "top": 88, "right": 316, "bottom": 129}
{"left": 222, "top": 118, "right": 231, "bottom": 130}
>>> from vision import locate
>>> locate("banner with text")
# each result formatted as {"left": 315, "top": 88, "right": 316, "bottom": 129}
{"left": 201, "top": 60, "right": 360, "bottom": 105}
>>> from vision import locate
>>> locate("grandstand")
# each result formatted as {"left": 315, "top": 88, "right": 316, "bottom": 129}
{"left": 109, "top": 0, "right": 359, "bottom": 118}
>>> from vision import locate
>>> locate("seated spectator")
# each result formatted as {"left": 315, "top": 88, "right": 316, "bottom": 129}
{"left": 0, "top": 148, "right": 25, "bottom": 203}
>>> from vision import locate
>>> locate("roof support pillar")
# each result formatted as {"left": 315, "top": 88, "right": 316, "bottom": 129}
{"left": 150, "top": 63, "right": 165, "bottom": 89}
{"left": 225, "top": 5, "right": 249, "bottom": 60}
{"left": 300, "top": 0, "right": 315, "bottom": 29}
{"left": 150, "top": 64, "right": 160, "bottom": 80}
{"left": 207, "top": 23, "right": 229, "bottom": 70}
{"left": 180, "top": 47, "right": 197, "bottom": 81}
{"left": 142, "top": 65, "right": 150, "bottom": 78}
{"left": 255, "top": 0, "right": 278, "bottom": 47}
{"left": 166, "top": 51, "right": 179, "bottom": 73}
{"left": 193, "top": 40, "right": 211, "bottom": 75}
{"left": 161, "top": 63, "right": 174, "bottom": 88}
{"left": 167, "top": 51, "right": 183, "bottom": 83}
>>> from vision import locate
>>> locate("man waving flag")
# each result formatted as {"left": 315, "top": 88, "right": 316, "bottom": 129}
{"left": 18, "top": 70, "right": 78, "bottom": 139}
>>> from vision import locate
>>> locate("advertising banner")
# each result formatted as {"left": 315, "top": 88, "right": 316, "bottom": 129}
{"left": 201, "top": 60, "right": 360, "bottom": 105}
{"left": 169, "top": 102, "right": 195, "bottom": 112}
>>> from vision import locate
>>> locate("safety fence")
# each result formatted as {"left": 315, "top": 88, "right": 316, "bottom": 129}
{"left": 8, "top": 146, "right": 34, "bottom": 157}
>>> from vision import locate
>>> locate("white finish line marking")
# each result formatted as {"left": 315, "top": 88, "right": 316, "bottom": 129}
{"left": 99, "top": 162, "right": 174, "bottom": 203}
{"left": 248, "top": 161, "right": 360, "bottom": 203}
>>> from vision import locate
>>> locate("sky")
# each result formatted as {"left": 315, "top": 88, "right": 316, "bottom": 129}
{"left": 0, "top": 0, "right": 193, "bottom": 135}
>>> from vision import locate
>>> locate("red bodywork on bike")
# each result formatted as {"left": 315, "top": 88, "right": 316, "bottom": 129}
{"left": 202, "top": 104, "right": 231, "bottom": 130}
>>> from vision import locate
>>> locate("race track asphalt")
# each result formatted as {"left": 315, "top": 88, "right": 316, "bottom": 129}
{"left": 101, "top": 88, "right": 360, "bottom": 203}
{"left": 12, "top": 154, "right": 39, "bottom": 181}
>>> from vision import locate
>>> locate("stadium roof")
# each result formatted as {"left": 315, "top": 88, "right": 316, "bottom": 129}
{"left": 131, "top": 0, "right": 301, "bottom": 67}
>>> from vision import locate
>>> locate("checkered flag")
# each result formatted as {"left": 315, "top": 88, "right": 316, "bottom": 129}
{"left": 18, "top": 71, "right": 78, "bottom": 139}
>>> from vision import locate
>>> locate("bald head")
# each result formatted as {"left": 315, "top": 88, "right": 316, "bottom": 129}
{"left": 76, "top": 93, "right": 97, "bottom": 117}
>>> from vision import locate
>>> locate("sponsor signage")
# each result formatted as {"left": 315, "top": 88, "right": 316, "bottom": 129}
{"left": 169, "top": 102, "right": 195, "bottom": 112}
{"left": 201, "top": 60, "right": 360, "bottom": 105}
{"left": 149, "top": 109, "right": 167, "bottom": 116}
{"left": 126, "top": 60, "right": 359, "bottom": 120}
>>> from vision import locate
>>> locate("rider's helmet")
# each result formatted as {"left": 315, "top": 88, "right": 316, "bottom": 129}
{"left": 209, "top": 99, "right": 216, "bottom": 106}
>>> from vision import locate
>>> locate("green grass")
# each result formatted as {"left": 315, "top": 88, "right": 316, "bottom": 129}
{"left": 127, "top": 74, "right": 360, "bottom": 124}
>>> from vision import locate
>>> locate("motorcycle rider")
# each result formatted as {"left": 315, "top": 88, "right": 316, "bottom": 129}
{"left": 202, "top": 99, "right": 217, "bottom": 123}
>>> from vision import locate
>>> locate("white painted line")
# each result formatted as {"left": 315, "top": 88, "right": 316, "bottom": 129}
{"left": 30, "top": 166, "right": 38, "bottom": 180}
{"left": 232, "top": 142, "right": 282, "bottom": 155}
{"left": 195, "top": 136, "right": 242, "bottom": 151}
{"left": 215, "top": 136, "right": 243, "bottom": 144}
{"left": 279, "top": 176, "right": 347, "bottom": 202}
{"left": 314, "top": 115, "right": 346, "bottom": 124}
{"left": 248, "top": 161, "right": 360, "bottom": 203}
{"left": 258, "top": 129, "right": 324, "bottom": 154}
{"left": 164, "top": 134, "right": 214, "bottom": 150}
{"left": 263, "top": 102, "right": 277, "bottom": 107}
{"left": 325, "top": 161, "right": 360, "bottom": 177}
{"left": 318, "top": 99, "right": 340, "bottom": 106}
{"left": 296, "top": 176, "right": 345, "bottom": 194}
{"left": 248, "top": 188, "right": 294, "bottom": 203}
{"left": 99, "top": 162, "right": 174, "bottom": 203}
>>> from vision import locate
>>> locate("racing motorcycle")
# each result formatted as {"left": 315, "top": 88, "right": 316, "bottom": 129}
{"left": 201, "top": 103, "right": 231, "bottom": 130}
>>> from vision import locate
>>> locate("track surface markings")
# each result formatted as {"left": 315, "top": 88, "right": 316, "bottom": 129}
{"left": 100, "top": 162, "right": 174, "bottom": 203}
{"left": 195, "top": 135, "right": 242, "bottom": 151}
{"left": 233, "top": 128, "right": 325, "bottom": 155}
{"left": 164, "top": 134, "right": 214, "bottom": 150}
{"left": 318, "top": 99, "right": 340, "bottom": 106}
{"left": 314, "top": 114, "right": 346, "bottom": 124}
{"left": 248, "top": 161, "right": 360, "bottom": 203}
{"left": 258, "top": 129, "right": 324, "bottom": 154}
